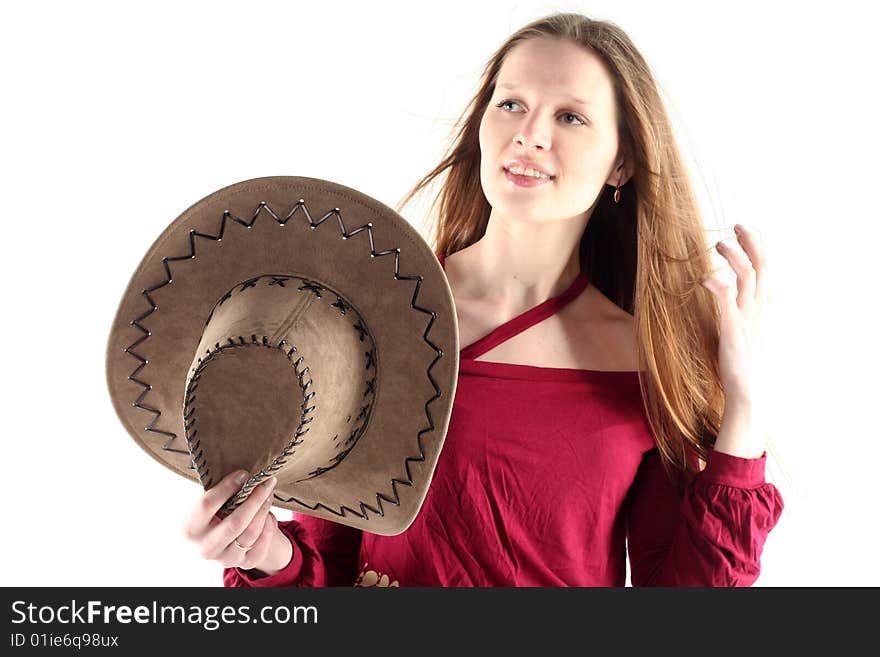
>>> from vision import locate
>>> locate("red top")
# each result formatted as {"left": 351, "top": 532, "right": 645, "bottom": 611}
{"left": 224, "top": 253, "right": 784, "bottom": 587}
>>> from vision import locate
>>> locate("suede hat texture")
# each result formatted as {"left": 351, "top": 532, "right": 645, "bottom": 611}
{"left": 105, "top": 175, "right": 459, "bottom": 535}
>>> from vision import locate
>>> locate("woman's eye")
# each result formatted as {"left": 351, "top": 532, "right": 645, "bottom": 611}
{"left": 495, "top": 99, "right": 586, "bottom": 126}
{"left": 561, "top": 112, "right": 585, "bottom": 126}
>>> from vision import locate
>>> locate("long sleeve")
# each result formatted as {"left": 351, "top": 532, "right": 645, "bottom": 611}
{"left": 223, "top": 514, "right": 363, "bottom": 587}
{"left": 623, "top": 447, "right": 784, "bottom": 587}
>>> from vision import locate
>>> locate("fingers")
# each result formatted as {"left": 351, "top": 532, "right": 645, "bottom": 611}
{"left": 199, "top": 477, "right": 277, "bottom": 562}
{"left": 733, "top": 223, "right": 770, "bottom": 306}
{"left": 183, "top": 469, "right": 248, "bottom": 542}
{"left": 221, "top": 508, "right": 279, "bottom": 571}
{"left": 229, "top": 489, "right": 274, "bottom": 555}
{"left": 715, "top": 238, "right": 756, "bottom": 312}
{"left": 734, "top": 223, "right": 765, "bottom": 270}
{"left": 202, "top": 469, "right": 250, "bottom": 518}
{"left": 707, "top": 223, "right": 771, "bottom": 314}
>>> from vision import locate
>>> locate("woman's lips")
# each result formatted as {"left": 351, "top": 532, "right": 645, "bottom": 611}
{"left": 503, "top": 167, "right": 554, "bottom": 188}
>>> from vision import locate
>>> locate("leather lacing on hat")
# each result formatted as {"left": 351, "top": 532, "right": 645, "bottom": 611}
{"left": 119, "top": 197, "right": 452, "bottom": 525}
{"left": 183, "top": 273, "right": 378, "bottom": 512}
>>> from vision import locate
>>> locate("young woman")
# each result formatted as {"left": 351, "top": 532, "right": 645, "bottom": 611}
{"left": 184, "top": 12, "right": 783, "bottom": 586}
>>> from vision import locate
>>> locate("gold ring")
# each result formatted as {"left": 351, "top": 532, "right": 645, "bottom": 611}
{"left": 234, "top": 538, "right": 255, "bottom": 551}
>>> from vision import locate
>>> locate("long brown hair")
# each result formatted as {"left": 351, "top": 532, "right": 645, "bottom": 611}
{"left": 394, "top": 12, "right": 729, "bottom": 489}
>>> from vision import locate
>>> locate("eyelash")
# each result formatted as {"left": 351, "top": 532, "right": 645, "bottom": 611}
{"left": 495, "top": 99, "right": 587, "bottom": 126}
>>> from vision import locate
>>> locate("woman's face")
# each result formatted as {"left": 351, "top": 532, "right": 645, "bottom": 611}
{"left": 478, "top": 37, "right": 624, "bottom": 225}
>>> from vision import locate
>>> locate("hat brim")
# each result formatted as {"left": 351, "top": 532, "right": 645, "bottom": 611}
{"left": 105, "top": 176, "right": 459, "bottom": 535}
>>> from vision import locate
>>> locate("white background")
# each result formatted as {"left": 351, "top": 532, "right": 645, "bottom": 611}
{"left": 2, "top": 0, "right": 876, "bottom": 587}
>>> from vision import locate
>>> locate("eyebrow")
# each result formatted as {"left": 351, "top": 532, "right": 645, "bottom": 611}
{"left": 497, "top": 82, "right": 595, "bottom": 108}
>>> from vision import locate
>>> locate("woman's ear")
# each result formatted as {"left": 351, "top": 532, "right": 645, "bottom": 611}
{"left": 606, "top": 142, "right": 635, "bottom": 187}
{"left": 610, "top": 149, "right": 634, "bottom": 188}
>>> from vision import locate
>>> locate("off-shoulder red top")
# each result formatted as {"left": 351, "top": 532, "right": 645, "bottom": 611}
{"left": 225, "top": 253, "right": 783, "bottom": 587}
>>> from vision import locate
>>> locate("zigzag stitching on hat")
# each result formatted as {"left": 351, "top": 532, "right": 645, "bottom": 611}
{"left": 122, "top": 198, "right": 447, "bottom": 524}
{"left": 124, "top": 201, "right": 292, "bottom": 460}
{"left": 272, "top": 254, "right": 447, "bottom": 522}
{"left": 273, "top": 351, "right": 443, "bottom": 520}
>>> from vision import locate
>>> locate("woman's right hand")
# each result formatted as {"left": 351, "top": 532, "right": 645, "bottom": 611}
{"left": 183, "top": 470, "right": 291, "bottom": 575}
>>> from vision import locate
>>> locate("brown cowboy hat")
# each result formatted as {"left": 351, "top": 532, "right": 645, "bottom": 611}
{"left": 105, "top": 176, "right": 459, "bottom": 536}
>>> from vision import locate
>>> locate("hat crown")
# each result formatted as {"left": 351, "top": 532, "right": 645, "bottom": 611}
{"left": 183, "top": 274, "right": 377, "bottom": 504}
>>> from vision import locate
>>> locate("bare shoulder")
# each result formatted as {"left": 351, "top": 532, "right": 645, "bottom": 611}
{"left": 568, "top": 284, "right": 641, "bottom": 372}
{"left": 575, "top": 283, "right": 634, "bottom": 327}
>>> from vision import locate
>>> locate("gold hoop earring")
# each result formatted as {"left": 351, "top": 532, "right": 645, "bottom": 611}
{"left": 613, "top": 185, "right": 621, "bottom": 204}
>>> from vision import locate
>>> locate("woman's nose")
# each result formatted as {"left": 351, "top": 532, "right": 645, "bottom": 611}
{"left": 515, "top": 132, "right": 549, "bottom": 150}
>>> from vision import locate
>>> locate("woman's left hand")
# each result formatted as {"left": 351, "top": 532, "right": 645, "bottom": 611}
{"left": 700, "top": 223, "right": 773, "bottom": 405}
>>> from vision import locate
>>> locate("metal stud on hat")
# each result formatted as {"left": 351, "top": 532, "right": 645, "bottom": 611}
{"left": 105, "top": 176, "right": 459, "bottom": 536}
